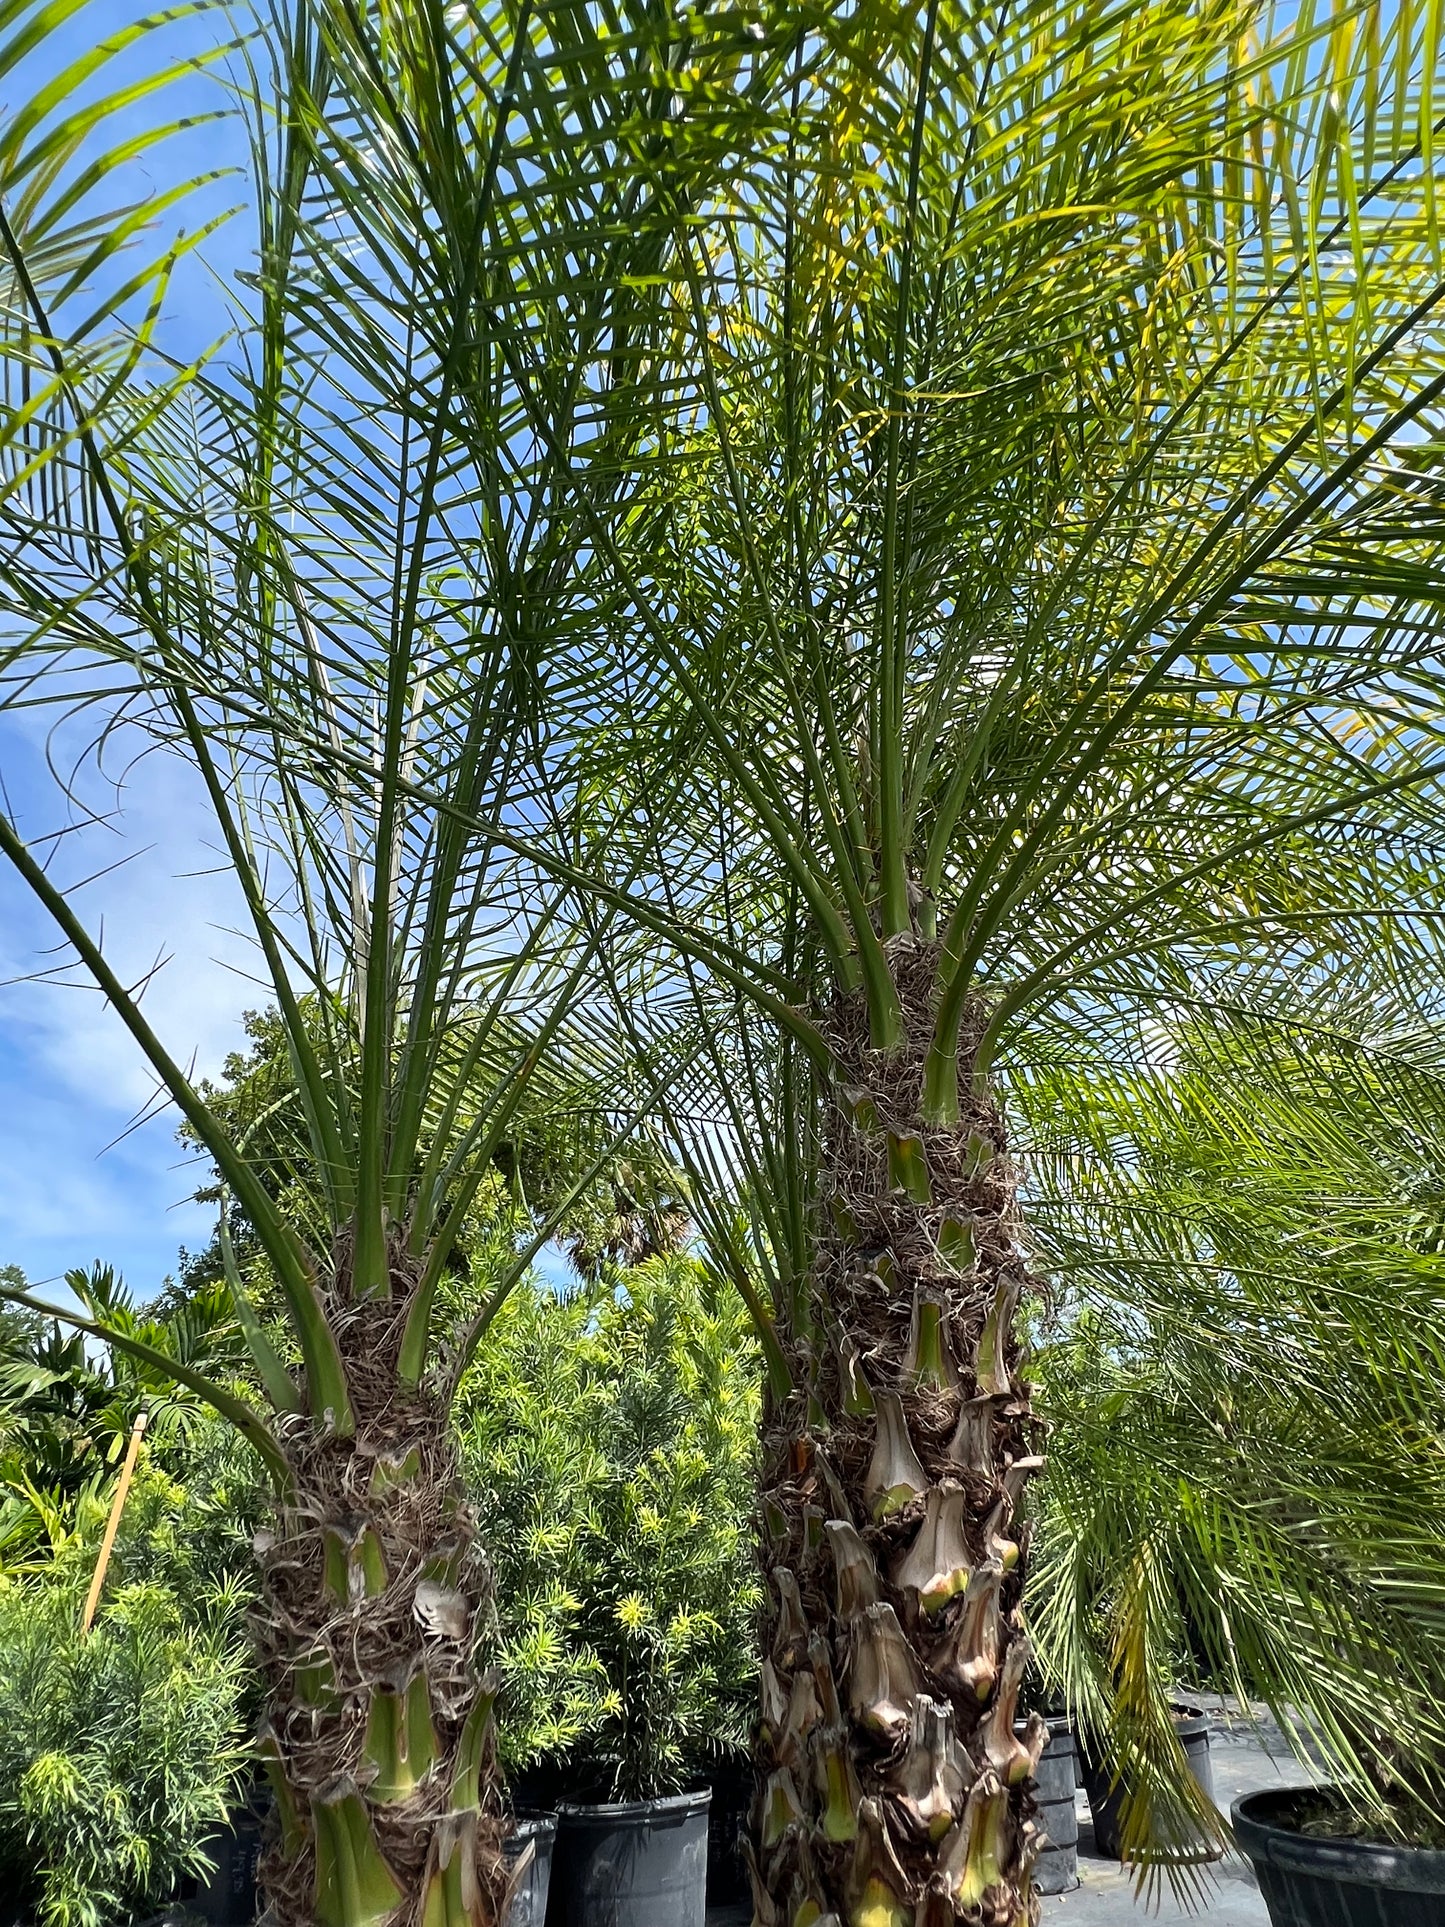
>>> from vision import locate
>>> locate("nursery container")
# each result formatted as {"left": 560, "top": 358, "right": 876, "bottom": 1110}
{"left": 505, "top": 1813, "right": 559, "bottom": 1927}
{"left": 1081, "top": 1704, "right": 1217, "bottom": 1861}
{"left": 1234, "top": 1788, "right": 1445, "bottom": 1927}
{"left": 547, "top": 1789, "right": 711, "bottom": 1927}
{"left": 192, "top": 1803, "right": 264, "bottom": 1925}
{"left": 704, "top": 1755, "right": 752, "bottom": 1908}
{"left": 1022, "top": 1716, "right": 1079, "bottom": 1895}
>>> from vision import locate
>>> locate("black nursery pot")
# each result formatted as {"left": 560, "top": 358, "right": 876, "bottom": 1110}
{"left": 546, "top": 1789, "right": 712, "bottom": 1927}
{"left": 191, "top": 1798, "right": 266, "bottom": 1926}
{"left": 1081, "top": 1705, "right": 1217, "bottom": 1862}
{"left": 1019, "top": 1716, "right": 1079, "bottom": 1896}
{"left": 704, "top": 1754, "right": 753, "bottom": 1908}
{"left": 505, "top": 1813, "right": 559, "bottom": 1927}
{"left": 1234, "top": 1788, "right": 1445, "bottom": 1927}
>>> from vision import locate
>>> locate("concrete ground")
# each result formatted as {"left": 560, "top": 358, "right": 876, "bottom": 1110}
{"left": 1041, "top": 1702, "right": 1313, "bottom": 1925}
{"left": 704, "top": 1702, "right": 1314, "bottom": 1926}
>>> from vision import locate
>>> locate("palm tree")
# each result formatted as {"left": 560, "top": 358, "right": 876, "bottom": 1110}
{"left": 480, "top": 3, "right": 1445, "bottom": 1919}
{"left": 0, "top": 1, "right": 805, "bottom": 1920}
{"left": 7, "top": 3, "right": 1445, "bottom": 1925}
{"left": 1020, "top": 987, "right": 1445, "bottom": 1859}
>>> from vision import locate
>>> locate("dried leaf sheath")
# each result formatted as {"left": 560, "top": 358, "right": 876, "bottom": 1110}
{"left": 754, "top": 948, "right": 1047, "bottom": 1927}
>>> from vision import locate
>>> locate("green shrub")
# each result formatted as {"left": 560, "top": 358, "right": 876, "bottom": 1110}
{"left": 457, "top": 1253, "right": 762, "bottom": 1801}
{"left": 0, "top": 1418, "right": 258, "bottom": 1927}
{"left": 0, "top": 1571, "right": 251, "bottom": 1927}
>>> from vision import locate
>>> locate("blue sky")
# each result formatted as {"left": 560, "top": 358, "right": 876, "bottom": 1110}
{"left": 0, "top": 708, "right": 261, "bottom": 1292}
{"left": 0, "top": 1, "right": 261, "bottom": 1295}
{"left": 0, "top": 2, "right": 582, "bottom": 1303}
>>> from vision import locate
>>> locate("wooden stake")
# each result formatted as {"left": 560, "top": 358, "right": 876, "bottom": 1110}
{"left": 81, "top": 1408, "right": 147, "bottom": 1633}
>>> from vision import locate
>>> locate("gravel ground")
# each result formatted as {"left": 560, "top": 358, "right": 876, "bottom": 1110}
{"left": 1042, "top": 1701, "right": 1316, "bottom": 1926}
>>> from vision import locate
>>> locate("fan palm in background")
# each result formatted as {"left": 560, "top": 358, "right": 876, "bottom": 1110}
{"left": 0, "top": 0, "right": 808, "bottom": 1920}
{"left": 0, "top": 1262, "right": 248, "bottom": 1565}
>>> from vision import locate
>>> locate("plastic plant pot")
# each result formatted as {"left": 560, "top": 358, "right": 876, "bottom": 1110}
{"left": 1081, "top": 1704, "right": 1217, "bottom": 1862}
{"left": 192, "top": 1802, "right": 265, "bottom": 1925}
{"left": 547, "top": 1789, "right": 711, "bottom": 1927}
{"left": 1021, "top": 1716, "right": 1079, "bottom": 1895}
{"left": 1233, "top": 1787, "right": 1445, "bottom": 1927}
{"left": 704, "top": 1755, "right": 752, "bottom": 1908}
{"left": 505, "top": 1813, "right": 559, "bottom": 1927}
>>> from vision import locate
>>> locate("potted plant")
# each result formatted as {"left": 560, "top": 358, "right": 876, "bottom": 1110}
{"left": 1077, "top": 1703, "right": 1216, "bottom": 1862}
{"left": 1017, "top": 1007, "right": 1445, "bottom": 1895}
{"left": 1233, "top": 1785, "right": 1445, "bottom": 1926}
{"left": 0, "top": 0, "right": 814, "bottom": 1913}
{"left": 456, "top": 1254, "right": 761, "bottom": 1927}
{"left": 540, "top": 0, "right": 1445, "bottom": 1895}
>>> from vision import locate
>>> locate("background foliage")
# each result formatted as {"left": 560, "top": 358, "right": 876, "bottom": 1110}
{"left": 0, "top": 1238, "right": 769, "bottom": 1920}
{"left": 0, "top": 1359, "right": 257, "bottom": 1927}
{"left": 456, "top": 1252, "right": 762, "bottom": 1802}
{"left": 1020, "top": 993, "right": 1445, "bottom": 1849}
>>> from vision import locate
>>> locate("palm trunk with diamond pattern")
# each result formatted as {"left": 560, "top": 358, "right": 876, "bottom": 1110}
{"left": 253, "top": 1254, "right": 508, "bottom": 1927}
{"left": 751, "top": 950, "right": 1047, "bottom": 1927}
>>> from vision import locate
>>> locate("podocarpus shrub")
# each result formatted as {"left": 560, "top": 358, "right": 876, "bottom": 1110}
{"left": 0, "top": 1578, "right": 251, "bottom": 1927}
{"left": 0, "top": 1432, "right": 257, "bottom": 1927}
{"left": 456, "top": 1253, "right": 762, "bottom": 1802}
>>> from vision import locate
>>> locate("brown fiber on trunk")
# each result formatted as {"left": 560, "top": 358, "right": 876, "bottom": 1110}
{"left": 752, "top": 940, "right": 1046, "bottom": 1927}
{"left": 254, "top": 1239, "right": 506, "bottom": 1927}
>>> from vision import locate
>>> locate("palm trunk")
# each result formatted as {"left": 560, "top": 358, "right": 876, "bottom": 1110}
{"left": 752, "top": 944, "right": 1046, "bottom": 1927}
{"left": 254, "top": 1240, "right": 507, "bottom": 1927}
